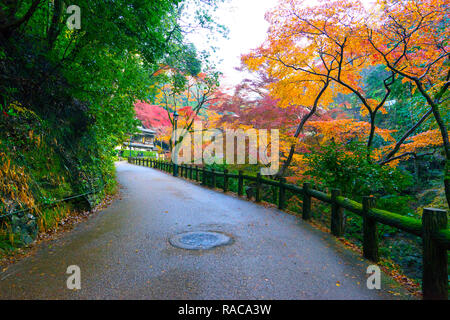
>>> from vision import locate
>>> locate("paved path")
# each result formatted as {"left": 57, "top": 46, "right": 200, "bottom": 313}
{"left": 0, "top": 162, "right": 411, "bottom": 299}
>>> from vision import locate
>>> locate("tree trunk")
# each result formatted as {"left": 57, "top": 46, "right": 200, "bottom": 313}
{"left": 276, "top": 81, "right": 329, "bottom": 178}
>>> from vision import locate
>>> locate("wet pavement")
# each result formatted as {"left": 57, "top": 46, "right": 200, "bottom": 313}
{"left": 0, "top": 162, "right": 413, "bottom": 299}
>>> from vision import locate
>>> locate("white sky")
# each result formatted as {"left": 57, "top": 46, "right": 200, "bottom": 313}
{"left": 186, "top": 0, "right": 376, "bottom": 91}
{"left": 186, "top": 0, "right": 278, "bottom": 90}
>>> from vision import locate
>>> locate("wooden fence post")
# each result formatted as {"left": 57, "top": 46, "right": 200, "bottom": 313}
{"left": 331, "top": 189, "right": 345, "bottom": 237}
{"left": 238, "top": 171, "right": 244, "bottom": 196}
{"left": 189, "top": 165, "right": 193, "bottom": 180}
{"left": 256, "top": 173, "right": 262, "bottom": 203}
{"left": 302, "top": 183, "right": 311, "bottom": 220}
{"left": 362, "top": 196, "right": 378, "bottom": 262}
{"left": 211, "top": 169, "right": 216, "bottom": 188}
{"left": 272, "top": 186, "right": 278, "bottom": 205}
{"left": 422, "top": 208, "right": 448, "bottom": 300}
{"left": 278, "top": 178, "right": 286, "bottom": 210}
{"left": 223, "top": 169, "right": 229, "bottom": 193}
{"left": 195, "top": 166, "right": 199, "bottom": 181}
{"left": 202, "top": 167, "right": 207, "bottom": 185}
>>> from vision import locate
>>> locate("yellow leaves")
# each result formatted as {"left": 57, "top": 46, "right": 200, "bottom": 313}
{"left": 9, "top": 101, "right": 38, "bottom": 118}
{"left": 291, "top": 154, "right": 307, "bottom": 166}
{"left": 384, "top": 129, "right": 448, "bottom": 162}
{"left": 359, "top": 105, "right": 369, "bottom": 117}
{"left": 241, "top": 0, "right": 377, "bottom": 111}
{"left": 379, "top": 107, "right": 388, "bottom": 115}
{"left": 0, "top": 153, "right": 36, "bottom": 214}
{"left": 359, "top": 99, "right": 388, "bottom": 117}
{"left": 241, "top": 52, "right": 265, "bottom": 72}
{"left": 371, "top": 0, "right": 449, "bottom": 83}
{"left": 401, "top": 77, "right": 411, "bottom": 85}
{"left": 307, "top": 119, "right": 395, "bottom": 143}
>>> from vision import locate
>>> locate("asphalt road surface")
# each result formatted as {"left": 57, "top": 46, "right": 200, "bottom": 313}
{"left": 0, "top": 162, "right": 412, "bottom": 299}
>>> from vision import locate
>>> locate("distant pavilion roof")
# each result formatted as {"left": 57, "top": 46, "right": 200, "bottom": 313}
{"left": 124, "top": 142, "right": 155, "bottom": 150}
{"left": 137, "top": 126, "right": 156, "bottom": 135}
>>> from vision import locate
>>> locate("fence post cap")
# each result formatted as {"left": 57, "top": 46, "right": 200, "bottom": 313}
{"left": 362, "top": 196, "right": 376, "bottom": 208}
{"left": 422, "top": 208, "right": 448, "bottom": 225}
{"left": 423, "top": 207, "right": 447, "bottom": 214}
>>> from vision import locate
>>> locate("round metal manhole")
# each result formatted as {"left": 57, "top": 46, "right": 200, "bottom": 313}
{"left": 169, "top": 231, "right": 232, "bottom": 250}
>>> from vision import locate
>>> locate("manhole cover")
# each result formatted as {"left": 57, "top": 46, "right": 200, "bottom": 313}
{"left": 169, "top": 231, "right": 232, "bottom": 250}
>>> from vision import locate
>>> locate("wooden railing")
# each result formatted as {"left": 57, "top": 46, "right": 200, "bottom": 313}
{"left": 128, "top": 157, "right": 449, "bottom": 300}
